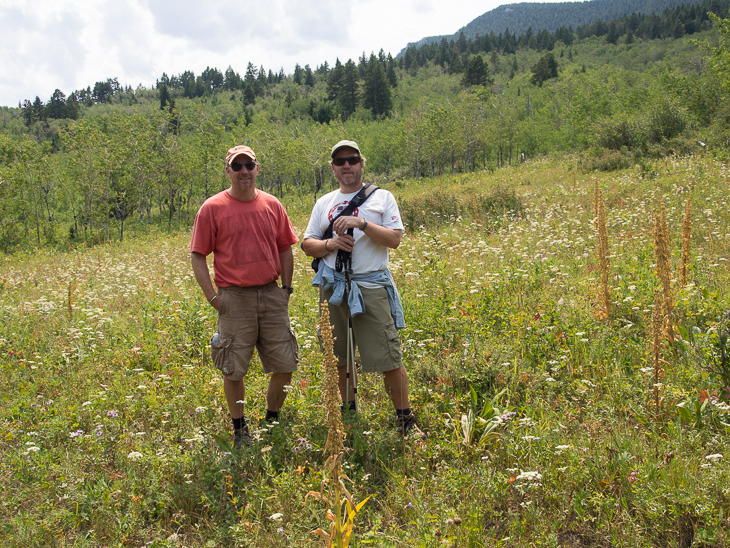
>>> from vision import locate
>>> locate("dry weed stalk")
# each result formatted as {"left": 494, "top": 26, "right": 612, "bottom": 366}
{"left": 595, "top": 186, "right": 611, "bottom": 319}
{"left": 654, "top": 202, "right": 674, "bottom": 345}
{"left": 306, "top": 301, "right": 371, "bottom": 548}
{"left": 679, "top": 198, "right": 692, "bottom": 287}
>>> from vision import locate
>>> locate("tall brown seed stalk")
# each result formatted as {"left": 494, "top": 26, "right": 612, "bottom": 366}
{"left": 679, "top": 198, "right": 692, "bottom": 288}
{"left": 595, "top": 185, "right": 610, "bottom": 319}
{"left": 306, "top": 301, "right": 371, "bottom": 548}
{"left": 654, "top": 202, "right": 674, "bottom": 345}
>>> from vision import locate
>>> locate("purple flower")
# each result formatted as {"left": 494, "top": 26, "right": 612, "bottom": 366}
{"left": 69, "top": 430, "right": 83, "bottom": 438}
{"left": 107, "top": 410, "right": 118, "bottom": 418}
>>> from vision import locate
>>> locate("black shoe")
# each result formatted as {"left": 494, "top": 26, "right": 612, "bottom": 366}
{"left": 396, "top": 413, "right": 426, "bottom": 438}
{"left": 234, "top": 425, "right": 252, "bottom": 448}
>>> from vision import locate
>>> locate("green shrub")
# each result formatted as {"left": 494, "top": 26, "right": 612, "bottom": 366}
{"left": 581, "top": 148, "right": 633, "bottom": 172}
{"left": 398, "top": 187, "right": 525, "bottom": 229}
{"left": 593, "top": 114, "right": 645, "bottom": 151}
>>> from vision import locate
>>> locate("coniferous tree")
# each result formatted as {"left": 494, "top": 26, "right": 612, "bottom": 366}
{"left": 304, "top": 64, "right": 315, "bottom": 87}
{"left": 46, "top": 89, "right": 66, "bottom": 119}
{"left": 327, "top": 59, "right": 344, "bottom": 103}
{"left": 386, "top": 55, "right": 398, "bottom": 87}
{"left": 530, "top": 52, "right": 558, "bottom": 86}
{"left": 363, "top": 54, "right": 392, "bottom": 117}
{"left": 340, "top": 60, "right": 360, "bottom": 117}
{"left": 462, "top": 55, "right": 492, "bottom": 87}
{"left": 224, "top": 67, "right": 242, "bottom": 90}
{"left": 159, "top": 85, "right": 171, "bottom": 110}
{"left": 65, "top": 92, "right": 80, "bottom": 120}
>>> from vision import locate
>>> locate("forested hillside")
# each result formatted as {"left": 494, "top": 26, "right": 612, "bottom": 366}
{"left": 408, "top": 0, "right": 711, "bottom": 49}
{"left": 0, "top": 0, "right": 728, "bottom": 254}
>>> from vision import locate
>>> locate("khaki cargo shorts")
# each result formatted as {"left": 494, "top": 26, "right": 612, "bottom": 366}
{"left": 210, "top": 282, "right": 299, "bottom": 381}
{"left": 323, "top": 285, "right": 402, "bottom": 373}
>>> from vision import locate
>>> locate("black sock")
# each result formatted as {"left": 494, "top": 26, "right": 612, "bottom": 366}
{"left": 232, "top": 416, "right": 247, "bottom": 431}
{"left": 265, "top": 410, "right": 279, "bottom": 422}
{"left": 340, "top": 401, "right": 357, "bottom": 412}
{"left": 395, "top": 408, "right": 411, "bottom": 418}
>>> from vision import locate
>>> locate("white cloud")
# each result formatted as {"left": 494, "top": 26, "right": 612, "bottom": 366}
{"left": 0, "top": 0, "right": 570, "bottom": 106}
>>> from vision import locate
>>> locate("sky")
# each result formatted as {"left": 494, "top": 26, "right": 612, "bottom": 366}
{"left": 1, "top": 0, "right": 569, "bottom": 108}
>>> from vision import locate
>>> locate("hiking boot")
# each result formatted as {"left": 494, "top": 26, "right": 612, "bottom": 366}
{"left": 396, "top": 413, "right": 426, "bottom": 438}
{"left": 233, "top": 425, "right": 252, "bottom": 449}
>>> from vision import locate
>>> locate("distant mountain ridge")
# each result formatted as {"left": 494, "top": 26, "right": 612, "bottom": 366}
{"left": 401, "top": 0, "right": 709, "bottom": 53}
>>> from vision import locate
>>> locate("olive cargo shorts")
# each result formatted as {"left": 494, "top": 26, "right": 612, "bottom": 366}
{"left": 323, "top": 285, "right": 403, "bottom": 373}
{"left": 211, "top": 283, "right": 299, "bottom": 381}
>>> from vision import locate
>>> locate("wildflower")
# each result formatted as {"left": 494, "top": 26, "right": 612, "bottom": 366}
{"left": 555, "top": 445, "right": 572, "bottom": 452}
{"left": 195, "top": 406, "right": 207, "bottom": 413}
{"left": 705, "top": 454, "right": 724, "bottom": 461}
{"left": 127, "top": 451, "right": 144, "bottom": 460}
{"left": 107, "top": 410, "right": 118, "bottom": 417}
{"left": 27, "top": 446, "right": 40, "bottom": 452}
{"left": 81, "top": 401, "right": 92, "bottom": 407}
{"left": 515, "top": 471, "right": 542, "bottom": 482}
{"left": 69, "top": 430, "right": 83, "bottom": 438}
{"left": 627, "top": 471, "right": 638, "bottom": 483}
{"left": 270, "top": 513, "right": 283, "bottom": 520}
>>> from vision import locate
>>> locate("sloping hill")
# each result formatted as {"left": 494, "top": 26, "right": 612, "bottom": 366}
{"left": 403, "top": 0, "right": 709, "bottom": 51}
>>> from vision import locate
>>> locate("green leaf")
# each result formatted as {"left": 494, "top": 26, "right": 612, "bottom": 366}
{"left": 212, "top": 433, "right": 233, "bottom": 453}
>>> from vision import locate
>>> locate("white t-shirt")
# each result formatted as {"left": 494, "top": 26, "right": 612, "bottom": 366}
{"left": 303, "top": 187, "right": 404, "bottom": 275}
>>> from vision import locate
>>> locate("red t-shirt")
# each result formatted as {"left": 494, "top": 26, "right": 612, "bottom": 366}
{"left": 190, "top": 190, "right": 299, "bottom": 287}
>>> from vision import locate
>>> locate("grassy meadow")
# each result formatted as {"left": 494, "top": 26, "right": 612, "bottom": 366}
{"left": 2, "top": 153, "right": 730, "bottom": 547}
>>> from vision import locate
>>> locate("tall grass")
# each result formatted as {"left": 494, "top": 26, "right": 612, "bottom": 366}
{"left": 1, "top": 154, "right": 729, "bottom": 546}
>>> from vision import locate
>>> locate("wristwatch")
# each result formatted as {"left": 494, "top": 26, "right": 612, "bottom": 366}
{"left": 282, "top": 285, "right": 294, "bottom": 294}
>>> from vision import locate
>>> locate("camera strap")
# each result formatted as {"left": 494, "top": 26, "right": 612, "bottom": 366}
{"left": 312, "top": 183, "right": 379, "bottom": 273}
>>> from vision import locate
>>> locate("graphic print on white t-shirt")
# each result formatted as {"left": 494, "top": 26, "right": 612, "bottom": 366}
{"left": 328, "top": 201, "right": 359, "bottom": 223}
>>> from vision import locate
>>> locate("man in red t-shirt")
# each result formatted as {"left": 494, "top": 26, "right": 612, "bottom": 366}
{"left": 191, "top": 144, "right": 299, "bottom": 448}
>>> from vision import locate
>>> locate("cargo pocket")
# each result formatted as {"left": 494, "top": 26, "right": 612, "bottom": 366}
{"left": 384, "top": 324, "right": 402, "bottom": 364}
{"left": 210, "top": 335, "right": 233, "bottom": 376}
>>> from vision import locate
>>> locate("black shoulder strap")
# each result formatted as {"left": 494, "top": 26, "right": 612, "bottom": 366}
{"left": 322, "top": 183, "right": 379, "bottom": 240}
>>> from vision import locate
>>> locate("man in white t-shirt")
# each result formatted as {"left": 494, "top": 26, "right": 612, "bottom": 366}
{"left": 302, "top": 140, "right": 424, "bottom": 437}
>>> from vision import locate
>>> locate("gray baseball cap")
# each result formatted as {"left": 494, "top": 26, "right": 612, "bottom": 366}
{"left": 330, "top": 139, "right": 361, "bottom": 158}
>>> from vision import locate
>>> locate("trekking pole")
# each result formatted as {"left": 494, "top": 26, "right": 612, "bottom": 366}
{"left": 346, "top": 268, "right": 359, "bottom": 416}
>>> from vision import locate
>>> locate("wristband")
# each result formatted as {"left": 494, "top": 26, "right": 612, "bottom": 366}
{"left": 209, "top": 294, "right": 219, "bottom": 304}
{"left": 281, "top": 285, "right": 294, "bottom": 294}
{"left": 361, "top": 218, "right": 368, "bottom": 230}
{"left": 324, "top": 238, "right": 331, "bottom": 251}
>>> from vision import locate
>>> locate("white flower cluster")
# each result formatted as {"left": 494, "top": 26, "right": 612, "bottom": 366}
{"left": 515, "top": 470, "right": 542, "bottom": 482}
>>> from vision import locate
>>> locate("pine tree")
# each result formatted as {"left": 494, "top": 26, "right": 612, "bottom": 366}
{"left": 462, "top": 55, "right": 492, "bottom": 87}
{"left": 304, "top": 64, "right": 315, "bottom": 87}
{"left": 326, "top": 59, "right": 344, "bottom": 102}
{"left": 386, "top": 55, "right": 398, "bottom": 87}
{"left": 340, "top": 60, "right": 360, "bottom": 117}
{"left": 363, "top": 54, "right": 392, "bottom": 117}
{"left": 530, "top": 52, "right": 558, "bottom": 86}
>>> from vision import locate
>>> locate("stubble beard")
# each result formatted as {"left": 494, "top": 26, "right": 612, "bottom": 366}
{"left": 338, "top": 169, "right": 362, "bottom": 190}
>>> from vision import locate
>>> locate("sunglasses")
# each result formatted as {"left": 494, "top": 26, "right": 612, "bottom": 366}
{"left": 332, "top": 156, "right": 361, "bottom": 167}
{"left": 229, "top": 160, "right": 257, "bottom": 172}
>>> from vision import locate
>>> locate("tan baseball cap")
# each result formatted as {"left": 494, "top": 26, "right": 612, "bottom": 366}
{"left": 226, "top": 145, "right": 257, "bottom": 165}
{"left": 330, "top": 139, "right": 361, "bottom": 158}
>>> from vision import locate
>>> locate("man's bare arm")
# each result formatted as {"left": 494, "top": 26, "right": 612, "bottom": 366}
{"left": 191, "top": 252, "right": 220, "bottom": 310}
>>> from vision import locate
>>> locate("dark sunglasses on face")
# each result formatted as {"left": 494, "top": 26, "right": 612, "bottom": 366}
{"left": 229, "top": 160, "right": 257, "bottom": 172}
{"left": 332, "top": 156, "right": 361, "bottom": 167}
